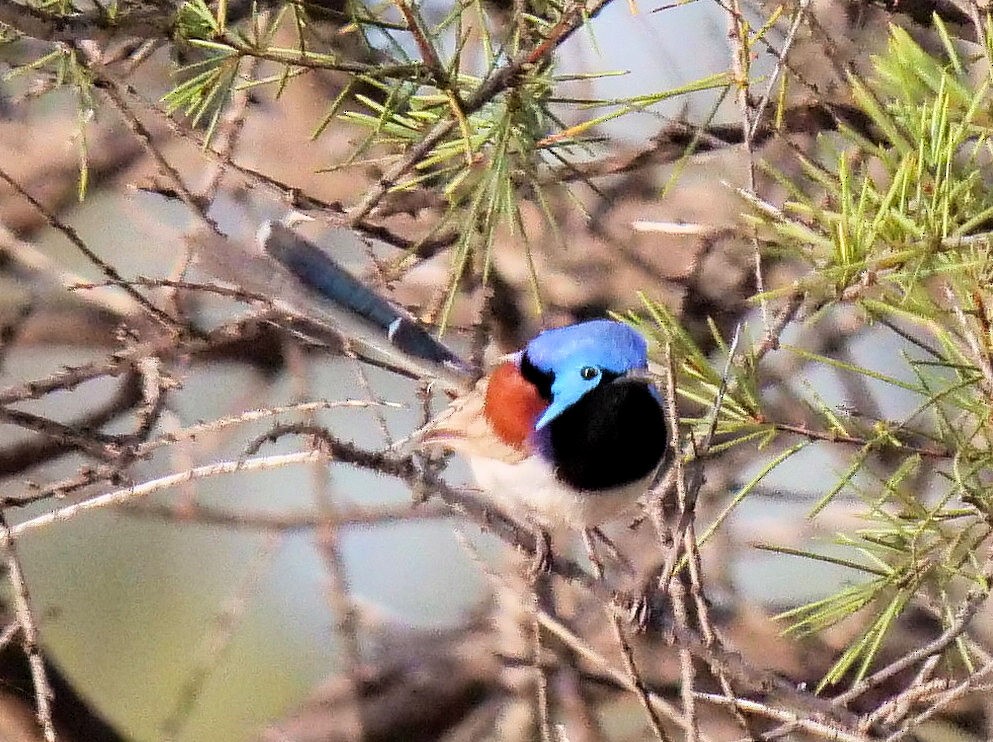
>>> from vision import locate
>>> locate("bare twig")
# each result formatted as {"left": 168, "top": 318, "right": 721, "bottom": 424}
{"left": 835, "top": 555, "right": 993, "bottom": 707}
{"left": 0, "top": 512, "right": 56, "bottom": 742}
{"left": 881, "top": 659, "right": 993, "bottom": 742}
{"left": 692, "top": 692, "right": 870, "bottom": 742}
{"left": 583, "top": 530, "right": 670, "bottom": 742}
{"left": 347, "top": 0, "right": 618, "bottom": 224}
{"left": 723, "top": 0, "right": 768, "bottom": 341}
{"left": 0, "top": 165, "right": 180, "bottom": 332}
{"left": 667, "top": 574, "right": 699, "bottom": 742}
{"left": 0, "top": 1, "right": 172, "bottom": 42}
{"left": 11, "top": 451, "right": 325, "bottom": 537}
{"left": 118, "top": 499, "right": 446, "bottom": 530}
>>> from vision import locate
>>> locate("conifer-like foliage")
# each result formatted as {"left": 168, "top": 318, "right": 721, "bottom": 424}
{"left": 639, "top": 21, "right": 993, "bottom": 689}
{"left": 5, "top": 0, "right": 732, "bottom": 319}
{"left": 2, "top": 0, "right": 993, "bottom": 740}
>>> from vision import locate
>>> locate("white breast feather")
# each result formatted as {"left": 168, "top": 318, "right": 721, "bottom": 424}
{"left": 467, "top": 455, "right": 653, "bottom": 530}
{"left": 416, "top": 375, "right": 655, "bottom": 529}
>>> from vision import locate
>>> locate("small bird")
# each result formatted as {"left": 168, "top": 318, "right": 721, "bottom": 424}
{"left": 417, "top": 320, "right": 669, "bottom": 532}
{"left": 257, "top": 222, "right": 669, "bottom": 549}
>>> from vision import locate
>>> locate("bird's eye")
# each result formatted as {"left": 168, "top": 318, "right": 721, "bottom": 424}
{"left": 580, "top": 366, "right": 599, "bottom": 381}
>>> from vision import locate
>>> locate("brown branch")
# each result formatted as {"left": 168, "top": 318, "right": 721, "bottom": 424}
{"left": 218, "top": 32, "right": 429, "bottom": 77}
{"left": 347, "top": 0, "right": 620, "bottom": 224}
{"left": 880, "top": 659, "right": 993, "bottom": 741}
{"left": 0, "top": 372, "right": 143, "bottom": 476}
{"left": 0, "top": 1, "right": 174, "bottom": 43}
{"left": 392, "top": 0, "right": 448, "bottom": 85}
{"left": 0, "top": 406, "right": 129, "bottom": 463}
{"left": 0, "top": 164, "right": 182, "bottom": 333}
{"left": 118, "top": 500, "right": 448, "bottom": 530}
{"left": 3, "top": 414, "right": 874, "bottom": 737}
{"left": 88, "top": 62, "right": 215, "bottom": 236}
{"left": 770, "top": 422, "right": 952, "bottom": 458}
{"left": 833, "top": 556, "right": 993, "bottom": 709}
{"left": 0, "top": 513, "right": 55, "bottom": 742}
{"left": 583, "top": 531, "right": 670, "bottom": 741}
{"left": 2, "top": 468, "right": 115, "bottom": 508}
{"left": 0, "top": 314, "right": 269, "bottom": 407}
{"left": 235, "top": 426, "right": 867, "bottom": 732}
{"left": 101, "top": 75, "right": 459, "bottom": 258}
{"left": 544, "top": 103, "right": 880, "bottom": 185}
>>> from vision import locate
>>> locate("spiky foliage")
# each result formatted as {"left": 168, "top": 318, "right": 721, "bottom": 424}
{"left": 0, "top": 0, "right": 738, "bottom": 324}
{"left": 634, "top": 21, "right": 993, "bottom": 689}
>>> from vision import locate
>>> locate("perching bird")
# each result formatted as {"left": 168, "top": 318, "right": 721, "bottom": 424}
{"left": 416, "top": 320, "right": 669, "bottom": 531}
{"left": 257, "top": 221, "right": 670, "bottom": 538}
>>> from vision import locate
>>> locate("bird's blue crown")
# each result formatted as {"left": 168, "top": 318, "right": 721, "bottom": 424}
{"left": 525, "top": 319, "right": 648, "bottom": 373}
{"left": 523, "top": 320, "right": 649, "bottom": 430}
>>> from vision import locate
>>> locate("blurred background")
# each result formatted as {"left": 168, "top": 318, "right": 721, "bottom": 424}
{"left": 1, "top": 0, "right": 989, "bottom": 740}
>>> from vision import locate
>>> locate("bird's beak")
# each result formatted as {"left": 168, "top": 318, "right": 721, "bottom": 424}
{"left": 622, "top": 368, "right": 655, "bottom": 384}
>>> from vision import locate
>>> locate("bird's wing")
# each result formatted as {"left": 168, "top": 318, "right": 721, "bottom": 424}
{"left": 413, "top": 376, "right": 529, "bottom": 464}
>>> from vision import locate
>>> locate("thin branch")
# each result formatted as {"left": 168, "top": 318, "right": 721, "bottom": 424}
{"left": 118, "top": 499, "right": 447, "bottom": 530}
{"left": 668, "top": 574, "right": 699, "bottom": 742}
{"left": 0, "top": 512, "right": 56, "bottom": 742}
{"left": 0, "top": 372, "right": 142, "bottom": 476}
{"left": 833, "top": 555, "right": 993, "bottom": 708}
{"left": 392, "top": 0, "right": 448, "bottom": 85}
{"left": 546, "top": 102, "right": 879, "bottom": 185}
{"left": 0, "top": 1, "right": 173, "bottom": 43}
{"left": 583, "top": 531, "right": 670, "bottom": 742}
{"left": 0, "top": 405, "right": 128, "bottom": 462}
{"left": 747, "top": 0, "right": 812, "bottom": 142}
{"left": 107, "top": 75, "right": 457, "bottom": 256}
{"left": 90, "top": 59, "right": 217, "bottom": 236}
{"left": 683, "top": 519, "right": 757, "bottom": 738}
{"left": 692, "top": 692, "right": 871, "bottom": 742}
{"left": 10, "top": 451, "right": 326, "bottom": 537}
{"left": 769, "top": 422, "right": 952, "bottom": 458}
{"left": 285, "top": 350, "right": 367, "bottom": 737}
{"left": 347, "top": 0, "right": 618, "bottom": 224}
{"left": 881, "top": 659, "right": 993, "bottom": 742}
{"left": 0, "top": 164, "right": 181, "bottom": 332}
{"left": 0, "top": 315, "right": 265, "bottom": 407}
{"left": 724, "top": 0, "right": 769, "bottom": 339}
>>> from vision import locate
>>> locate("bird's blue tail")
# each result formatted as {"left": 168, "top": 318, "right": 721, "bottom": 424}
{"left": 259, "top": 222, "right": 473, "bottom": 386}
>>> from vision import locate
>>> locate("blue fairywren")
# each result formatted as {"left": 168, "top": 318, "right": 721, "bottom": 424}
{"left": 258, "top": 221, "right": 669, "bottom": 532}
{"left": 416, "top": 320, "right": 669, "bottom": 530}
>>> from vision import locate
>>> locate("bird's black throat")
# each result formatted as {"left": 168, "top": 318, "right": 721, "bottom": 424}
{"left": 544, "top": 380, "right": 668, "bottom": 492}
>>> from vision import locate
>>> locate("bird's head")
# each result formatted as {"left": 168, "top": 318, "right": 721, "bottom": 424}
{"left": 483, "top": 319, "right": 654, "bottom": 450}
{"left": 519, "top": 319, "right": 651, "bottom": 430}
{"left": 480, "top": 319, "right": 667, "bottom": 493}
